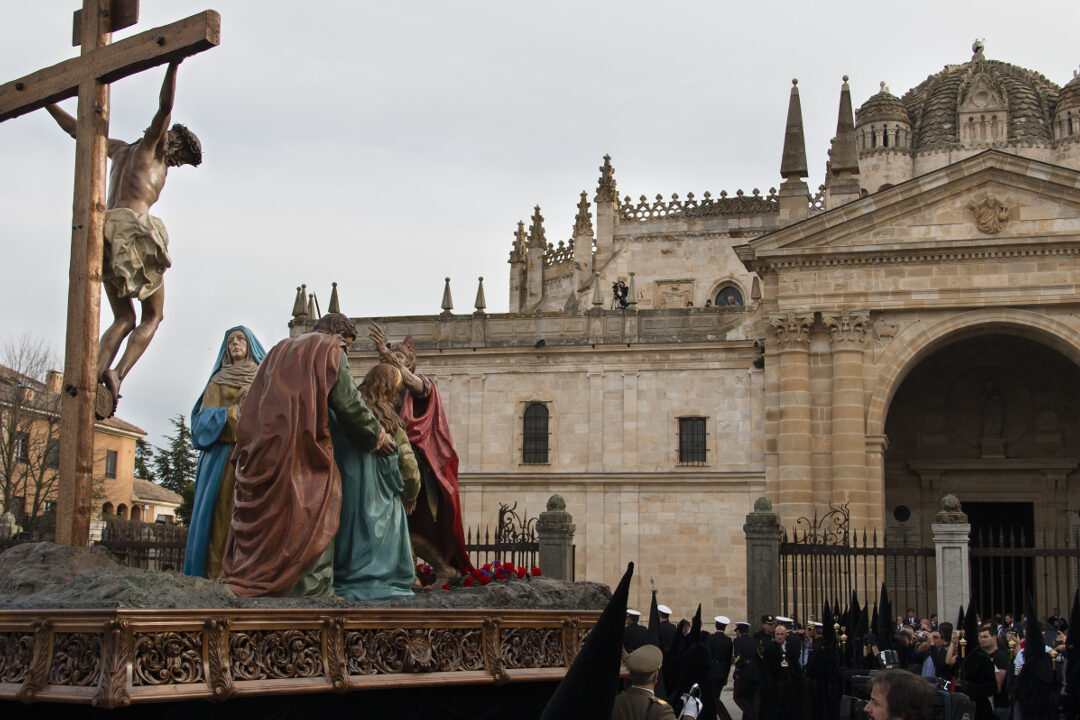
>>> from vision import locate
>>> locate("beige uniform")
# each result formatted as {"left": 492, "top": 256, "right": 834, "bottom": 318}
{"left": 611, "top": 686, "right": 676, "bottom": 720}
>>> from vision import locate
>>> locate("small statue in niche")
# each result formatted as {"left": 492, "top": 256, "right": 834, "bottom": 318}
{"left": 968, "top": 196, "right": 1011, "bottom": 234}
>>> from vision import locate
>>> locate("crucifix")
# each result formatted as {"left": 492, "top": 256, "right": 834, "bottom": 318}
{"left": 0, "top": 1, "right": 219, "bottom": 545}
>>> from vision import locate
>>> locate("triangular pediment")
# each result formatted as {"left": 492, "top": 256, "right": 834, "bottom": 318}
{"left": 737, "top": 151, "right": 1080, "bottom": 268}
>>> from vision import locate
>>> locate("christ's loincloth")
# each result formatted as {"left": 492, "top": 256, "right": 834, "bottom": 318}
{"left": 102, "top": 207, "right": 172, "bottom": 300}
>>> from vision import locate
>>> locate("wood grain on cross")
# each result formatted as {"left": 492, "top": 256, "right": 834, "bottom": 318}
{"left": 0, "top": 2, "right": 219, "bottom": 545}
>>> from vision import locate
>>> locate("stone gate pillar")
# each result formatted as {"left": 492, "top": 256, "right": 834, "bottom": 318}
{"left": 767, "top": 312, "right": 815, "bottom": 522}
{"left": 821, "top": 310, "right": 871, "bottom": 526}
{"left": 932, "top": 494, "right": 971, "bottom": 623}
{"left": 537, "top": 494, "right": 575, "bottom": 581}
{"left": 744, "top": 497, "right": 783, "bottom": 624}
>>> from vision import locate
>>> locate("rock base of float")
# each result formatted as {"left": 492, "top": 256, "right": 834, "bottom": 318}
{"left": 0, "top": 542, "right": 610, "bottom": 610}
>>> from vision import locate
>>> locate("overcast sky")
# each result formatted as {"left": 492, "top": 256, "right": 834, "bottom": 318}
{"left": 1, "top": 1, "right": 1077, "bottom": 448}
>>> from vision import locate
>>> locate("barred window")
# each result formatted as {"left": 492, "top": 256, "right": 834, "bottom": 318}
{"left": 13, "top": 432, "right": 30, "bottom": 463}
{"left": 522, "top": 403, "right": 549, "bottom": 464}
{"left": 678, "top": 417, "right": 707, "bottom": 465}
{"left": 45, "top": 439, "right": 60, "bottom": 469}
{"left": 105, "top": 450, "right": 118, "bottom": 479}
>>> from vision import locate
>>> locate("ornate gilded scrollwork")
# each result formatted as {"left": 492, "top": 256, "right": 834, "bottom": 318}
{"left": 15, "top": 619, "right": 51, "bottom": 702}
{"left": 341, "top": 628, "right": 484, "bottom": 676}
{"left": 344, "top": 629, "right": 406, "bottom": 675}
{"left": 49, "top": 632, "right": 102, "bottom": 687}
{"left": 0, "top": 632, "right": 34, "bottom": 684}
{"left": 229, "top": 629, "right": 322, "bottom": 681}
{"left": 560, "top": 618, "right": 581, "bottom": 666}
{"left": 92, "top": 619, "right": 131, "bottom": 709}
{"left": 482, "top": 617, "right": 508, "bottom": 685}
{"left": 132, "top": 632, "right": 203, "bottom": 686}
{"left": 205, "top": 617, "right": 234, "bottom": 700}
{"left": 322, "top": 618, "right": 347, "bottom": 692}
{"left": 501, "top": 628, "right": 563, "bottom": 669}
{"left": 430, "top": 629, "right": 484, "bottom": 672}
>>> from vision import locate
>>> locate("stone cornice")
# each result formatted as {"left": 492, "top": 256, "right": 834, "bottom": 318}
{"left": 742, "top": 238, "right": 1080, "bottom": 272}
{"left": 460, "top": 471, "right": 765, "bottom": 486}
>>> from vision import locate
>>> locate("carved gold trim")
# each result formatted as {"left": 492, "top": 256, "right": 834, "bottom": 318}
{"left": 0, "top": 608, "right": 597, "bottom": 705}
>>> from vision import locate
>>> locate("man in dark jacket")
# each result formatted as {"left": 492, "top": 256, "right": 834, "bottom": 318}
{"left": 706, "top": 616, "right": 735, "bottom": 720}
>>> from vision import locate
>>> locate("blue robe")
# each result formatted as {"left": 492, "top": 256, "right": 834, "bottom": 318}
{"left": 183, "top": 326, "right": 266, "bottom": 578}
{"left": 331, "top": 418, "right": 415, "bottom": 600}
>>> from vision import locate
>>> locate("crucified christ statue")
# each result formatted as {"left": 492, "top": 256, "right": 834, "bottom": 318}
{"left": 46, "top": 60, "right": 201, "bottom": 418}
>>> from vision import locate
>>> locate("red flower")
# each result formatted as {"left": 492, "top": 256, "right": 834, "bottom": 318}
{"left": 516, "top": 567, "right": 527, "bottom": 578}
{"left": 482, "top": 563, "right": 492, "bottom": 571}
{"left": 531, "top": 567, "right": 542, "bottom": 576}
{"left": 494, "top": 569, "right": 506, "bottom": 580}
{"left": 441, "top": 584, "right": 451, "bottom": 591}
{"left": 463, "top": 577, "right": 475, "bottom": 587}
{"left": 471, "top": 569, "right": 483, "bottom": 579}
{"left": 503, "top": 562, "right": 515, "bottom": 570}
{"left": 480, "top": 575, "right": 492, "bottom": 586}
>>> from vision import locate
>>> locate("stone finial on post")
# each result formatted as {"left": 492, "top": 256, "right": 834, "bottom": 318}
{"left": 626, "top": 272, "right": 638, "bottom": 308}
{"left": 591, "top": 273, "right": 604, "bottom": 308}
{"left": 0, "top": 511, "right": 17, "bottom": 540}
{"left": 440, "top": 277, "right": 454, "bottom": 318}
{"left": 933, "top": 494, "right": 971, "bottom": 623}
{"left": 536, "top": 494, "right": 575, "bottom": 581}
{"left": 744, "top": 496, "right": 783, "bottom": 626}
{"left": 327, "top": 282, "right": 341, "bottom": 314}
{"left": 474, "top": 277, "right": 486, "bottom": 316}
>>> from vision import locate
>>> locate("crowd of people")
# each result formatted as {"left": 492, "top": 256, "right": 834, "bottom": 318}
{"left": 614, "top": 587, "right": 1080, "bottom": 720}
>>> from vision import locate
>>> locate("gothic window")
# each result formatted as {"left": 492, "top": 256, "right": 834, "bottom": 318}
{"left": 678, "top": 417, "right": 708, "bottom": 465}
{"left": 522, "top": 402, "right": 549, "bottom": 464}
{"left": 714, "top": 285, "right": 744, "bottom": 307}
{"left": 105, "top": 449, "right": 118, "bottom": 479}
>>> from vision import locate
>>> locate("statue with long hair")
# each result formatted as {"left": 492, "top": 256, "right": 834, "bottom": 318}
{"left": 332, "top": 362, "right": 421, "bottom": 600}
{"left": 370, "top": 323, "right": 472, "bottom": 585}
{"left": 184, "top": 326, "right": 265, "bottom": 579}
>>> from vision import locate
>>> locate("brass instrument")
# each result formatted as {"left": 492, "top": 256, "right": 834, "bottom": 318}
{"left": 959, "top": 629, "right": 967, "bottom": 660}
{"left": 840, "top": 626, "right": 847, "bottom": 652}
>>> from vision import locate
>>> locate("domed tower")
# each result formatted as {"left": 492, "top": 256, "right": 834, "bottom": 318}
{"left": 901, "top": 40, "right": 1064, "bottom": 176}
{"left": 855, "top": 81, "right": 914, "bottom": 192}
{"left": 1053, "top": 68, "right": 1080, "bottom": 165}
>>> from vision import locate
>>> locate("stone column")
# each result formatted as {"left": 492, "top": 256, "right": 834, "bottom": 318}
{"left": 744, "top": 497, "right": 783, "bottom": 624}
{"left": 767, "top": 312, "right": 815, "bottom": 523}
{"left": 537, "top": 494, "right": 575, "bottom": 581}
{"left": 932, "top": 495, "right": 971, "bottom": 624}
{"left": 821, "top": 310, "right": 871, "bottom": 526}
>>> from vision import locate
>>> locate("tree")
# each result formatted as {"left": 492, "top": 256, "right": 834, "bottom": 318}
{"left": 153, "top": 415, "right": 197, "bottom": 524}
{"left": 134, "top": 438, "right": 157, "bottom": 484}
{"left": 0, "top": 335, "right": 62, "bottom": 537}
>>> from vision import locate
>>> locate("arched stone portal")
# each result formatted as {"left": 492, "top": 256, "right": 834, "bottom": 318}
{"left": 882, "top": 332, "right": 1080, "bottom": 616}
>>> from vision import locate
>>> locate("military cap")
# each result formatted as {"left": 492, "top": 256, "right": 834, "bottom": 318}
{"left": 776, "top": 616, "right": 794, "bottom": 625}
{"left": 626, "top": 644, "right": 664, "bottom": 674}
{"left": 808, "top": 621, "right": 823, "bottom": 628}
{"left": 734, "top": 621, "right": 751, "bottom": 629}
{"left": 657, "top": 605, "right": 672, "bottom": 615}
{"left": 626, "top": 609, "right": 641, "bottom": 617}
{"left": 715, "top": 615, "right": 730, "bottom": 626}
{"left": 761, "top": 614, "right": 776, "bottom": 624}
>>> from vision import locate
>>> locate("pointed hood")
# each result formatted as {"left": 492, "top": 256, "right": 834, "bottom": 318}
{"left": 963, "top": 602, "right": 979, "bottom": 650}
{"left": 1015, "top": 593, "right": 1056, "bottom": 705}
{"left": 781, "top": 79, "right": 808, "bottom": 180}
{"left": 539, "top": 563, "right": 633, "bottom": 720}
{"left": 870, "top": 603, "right": 880, "bottom": 646}
{"left": 687, "top": 604, "right": 702, "bottom": 645}
{"left": 647, "top": 590, "right": 662, "bottom": 647}
{"left": 822, "top": 601, "right": 835, "bottom": 646}
{"left": 877, "top": 584, "right": 893, "bottom": 650}
{"left": 1067, "top": 589, "right": 1080, "bottom": 663}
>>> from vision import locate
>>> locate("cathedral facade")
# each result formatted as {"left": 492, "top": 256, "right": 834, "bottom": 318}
{"left": 291, "top": 44, "right": 1080, "bottom": 619}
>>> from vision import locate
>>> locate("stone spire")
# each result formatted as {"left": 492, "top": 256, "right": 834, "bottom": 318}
{"left": 573, "top": 191, "right": 594, "bottom": 238}
{"left": 825, "top": 75, "right": 862, "bottom": 208}
{"left": 291, "top": 284, "right": 307, "bottom": 319}
{"left": 327, "top": 282, "right": 340, "bottom": 314}
{"left": 595, "top": 154, "right": 616, "bottom": 203}
{"left": 440, "top": 277, "right": 453, "bottom": 317}
{"left": 781, "top": 79, "right": 808, "bottom": 180}
{"left": 527, "top": 206, "right": 547, "bottom": 249}
{"left": 509, "top": 220, "right": 527, "bottom": 263}
{"left": 830, "top": 76, "right": 860, "bottom": 175}
{"left": 306, "top": 292, "right": 317, "bottom": 320}
{"left": 473, "top": 276, "right": 486, "bottom": 314}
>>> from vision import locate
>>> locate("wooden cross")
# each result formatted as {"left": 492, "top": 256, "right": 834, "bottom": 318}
{"left": 0, "top": 1, "right": 219, "bottom": 545}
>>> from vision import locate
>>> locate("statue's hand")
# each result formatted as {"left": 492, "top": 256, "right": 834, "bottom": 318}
{"left": 372, "top": 429, "right": 397, "bottom": 457}
{"left": 403, "top": 498, "right": 417, "bottom": 515}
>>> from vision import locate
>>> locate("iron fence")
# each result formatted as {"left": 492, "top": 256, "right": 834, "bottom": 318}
{"left": 465, "top": 502, "right": 545, "bottom": 573}
{"left": 780, "top": 504, "right": 934, "bottom": 623}
{"left": 969, "top": 524, "right": 1080, "bottom": 620}
{"left": 98, "top": 518, "right": 187, "bottom": 571}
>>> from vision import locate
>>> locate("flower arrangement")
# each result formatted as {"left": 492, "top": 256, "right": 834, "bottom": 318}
{"left": 439, "top": 561, "right": 541, "bottom": 591}
{"left": 415, "top": 563, "right": 436, "bottom": 587}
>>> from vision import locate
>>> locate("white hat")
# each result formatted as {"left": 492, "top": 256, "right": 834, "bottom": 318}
{"left": 715, "top": 616, "right": 731, "bottom": 625}
{"left": 809, "top": 621, "right": 823, "bottom": 628}
{"left": 627, "top": 609, "right": 641, "bottom": 617}
{"left": 734, "top": 621, "right": 751, "bottom": 628}
{"left": 657, "top": 605, "right": 672, "bottom": 615}
{"left": 776, "top": 616, "right": 794, "bottom": 624}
